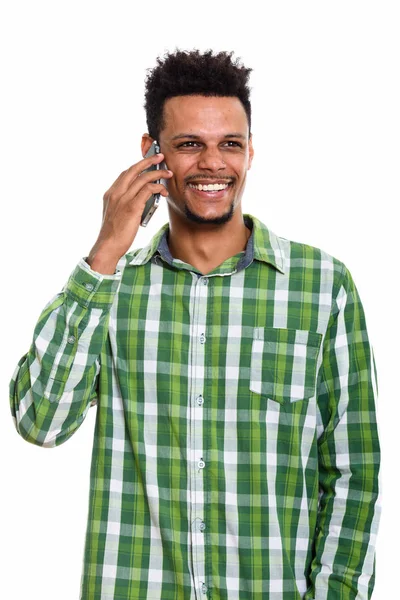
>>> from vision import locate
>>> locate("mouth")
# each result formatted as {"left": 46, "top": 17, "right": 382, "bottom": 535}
{"left": 186, "top": 181, "right": 233, "bottom": 200}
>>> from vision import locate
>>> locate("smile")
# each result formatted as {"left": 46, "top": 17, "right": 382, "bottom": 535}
{"left": 187, "top": 182, "right": 233, "bottom": 199}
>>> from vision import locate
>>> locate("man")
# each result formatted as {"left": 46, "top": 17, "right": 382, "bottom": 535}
{"left": 10, "top": 48, "right": 381, "bottom": 599}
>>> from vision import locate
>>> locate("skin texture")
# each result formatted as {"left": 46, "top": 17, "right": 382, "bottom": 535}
{"left": 141, "top": 95, "right": 254, "bottom": 275}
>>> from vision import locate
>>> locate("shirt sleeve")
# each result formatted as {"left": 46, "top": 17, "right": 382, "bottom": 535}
{"left": 305, "top": 263, "right": 382, "bottom": 600}
{"left": 9, "top": 257, "right": 122, "bottom": 448}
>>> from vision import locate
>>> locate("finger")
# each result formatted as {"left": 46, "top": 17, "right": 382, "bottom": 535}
{"left": 108, "top": 154, "right": 169, "bottom": 199}
{"left": 125, "top": 153, "right": 166, "bottom": 182}
{"left": 117, "top": 168, "right": 171, "bottom": 203}
{"left": 137, "top": 168, "right": 172, "bottom": 183}
{"left": 121, "top": 182, "right": 169, "bottom": 207}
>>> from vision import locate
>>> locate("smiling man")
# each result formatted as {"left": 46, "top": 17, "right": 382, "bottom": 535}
{"left": 142, "top": 93, "right": 253, "bottom": 275}
{"left": 10, "top": 49, "right": 381, "bottom": 600}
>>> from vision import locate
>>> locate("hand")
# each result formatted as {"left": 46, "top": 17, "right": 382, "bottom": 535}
{"left": 88, "top": 153, "right": 173, "bottom": 267}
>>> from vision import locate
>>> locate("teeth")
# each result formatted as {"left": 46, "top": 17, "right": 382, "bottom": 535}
{"left": 188, "top": 182, "right": 230, "bottom": 191}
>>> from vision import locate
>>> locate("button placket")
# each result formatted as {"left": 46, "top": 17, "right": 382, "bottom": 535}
{"left": 190, "top": 272, "right": 209, "bottom": 595}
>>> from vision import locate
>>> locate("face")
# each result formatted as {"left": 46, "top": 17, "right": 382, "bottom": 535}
{"left": 142, "top": 95, "right": 254, "bottom": 226}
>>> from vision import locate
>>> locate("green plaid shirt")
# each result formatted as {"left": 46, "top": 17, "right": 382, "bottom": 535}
{"left": 10, "top": 213, "right": 381, "bottom": 600}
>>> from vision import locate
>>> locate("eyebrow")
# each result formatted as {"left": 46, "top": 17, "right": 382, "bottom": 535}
{"left": 171, "top": 133, "right": 247, "bottom": 141}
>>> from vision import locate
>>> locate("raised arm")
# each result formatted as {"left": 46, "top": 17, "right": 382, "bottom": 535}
{"left": 10, "top": 149, "right": 172, "bottom": 448}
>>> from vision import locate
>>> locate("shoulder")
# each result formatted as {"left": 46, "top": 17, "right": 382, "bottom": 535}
{"left": 278, "top": 233, "right": 348, "bottom": 295}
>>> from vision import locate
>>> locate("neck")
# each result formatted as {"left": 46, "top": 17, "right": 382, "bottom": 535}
{"left": 166, "top": 211, "right": 251, "bottom": 274}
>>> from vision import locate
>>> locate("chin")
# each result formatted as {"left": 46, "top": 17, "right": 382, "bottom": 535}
{"left": 183, "top": 201, "right": 235, "bottom": 226}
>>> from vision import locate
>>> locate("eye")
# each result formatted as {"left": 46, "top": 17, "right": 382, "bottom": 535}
{"left": 178, "top": 142, "right": 199, "bottom": 147}
{"left": 177, "top": 141, "right": 242, "bottom": 148}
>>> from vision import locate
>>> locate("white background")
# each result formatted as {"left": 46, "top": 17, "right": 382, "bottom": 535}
{"left": 1, "top": 1, "right": 398, "bottom": 598}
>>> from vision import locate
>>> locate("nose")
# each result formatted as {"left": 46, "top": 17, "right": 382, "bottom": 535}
{"left": 197, "top": 146, "right": 226, "bottom": 171}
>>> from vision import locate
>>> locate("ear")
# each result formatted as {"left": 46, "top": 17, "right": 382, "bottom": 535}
{"left": 248, "top": 134, "right": 254, "bottom": 170}
{"left": 141, "top": 133, "right": 155, "bottom": 158}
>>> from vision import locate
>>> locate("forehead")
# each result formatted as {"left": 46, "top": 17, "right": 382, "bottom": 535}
{"left": 162, "top": 95, "right": 248, "bottom": 137}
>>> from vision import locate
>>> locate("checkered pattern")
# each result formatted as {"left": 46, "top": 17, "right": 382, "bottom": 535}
{"left": 9, "top": 214, "right": 382, "bottom": 599}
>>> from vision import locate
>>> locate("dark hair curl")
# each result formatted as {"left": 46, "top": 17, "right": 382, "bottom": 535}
{"left": 143, "top": 48, "right": 253, "bottom": 143}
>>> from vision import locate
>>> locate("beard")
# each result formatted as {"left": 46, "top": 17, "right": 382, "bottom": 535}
{"left": 182, "top": 197, "right": 236, "bottom": 226}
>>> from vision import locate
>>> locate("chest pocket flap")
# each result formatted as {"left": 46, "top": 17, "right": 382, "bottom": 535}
{"left": 250, "top": 327, "right": 323, "bottom": 404}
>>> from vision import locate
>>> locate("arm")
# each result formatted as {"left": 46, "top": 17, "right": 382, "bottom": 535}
{"left": 9, "top": 257, "right": 122, "bottom": 448}
{"left": 306, "top": 264, "right": 382, "bottom": 599}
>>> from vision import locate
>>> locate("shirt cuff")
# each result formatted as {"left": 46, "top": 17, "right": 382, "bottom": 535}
{"left": 63, "top": 257, "right": 122, "bottom": 309}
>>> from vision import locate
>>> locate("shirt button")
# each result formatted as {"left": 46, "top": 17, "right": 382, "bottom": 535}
{"left": 197, "top": 395, "right": 204, "bottom": 405}
{"left": 67, "top": 335, "right": 75, "bottom": 344}
{"left": 202, "top": 278, "right": 208, "bottom": 285}
{"left": 84, "top": 283, "right": 94, "bottom": 291}
{"left": 199, "top": 333, "right": 206, "bottom": 344}
{"left": 201, "top": 583, "right": 208, "bottom": 593}
{"left": 198, "top": 460, "right": 205, "bottom": 469}
{"left": 199, "top": 521, "right": 206, "bottom": 531}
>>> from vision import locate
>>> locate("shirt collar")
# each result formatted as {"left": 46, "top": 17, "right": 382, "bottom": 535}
{"left": 127, "top": 213, "right": 285, "bottom": 274}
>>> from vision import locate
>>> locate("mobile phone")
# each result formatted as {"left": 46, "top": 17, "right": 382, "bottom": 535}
{"left": 140, "top": 140, "right": 168, "bottom": 227}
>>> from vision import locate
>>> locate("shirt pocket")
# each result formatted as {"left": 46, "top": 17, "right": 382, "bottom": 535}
{"left": 249, "top": 326, "right": 323, "bottom": 405}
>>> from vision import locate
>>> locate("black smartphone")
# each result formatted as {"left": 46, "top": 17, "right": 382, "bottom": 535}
{"left": 140, "top": 140, "right": 168, "bottom": 227}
